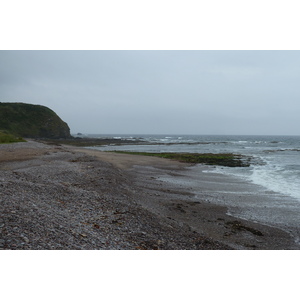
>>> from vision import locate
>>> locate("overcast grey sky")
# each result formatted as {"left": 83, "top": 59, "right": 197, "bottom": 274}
{"left": 0, "top": 50, "right": 299, "bottom": 135}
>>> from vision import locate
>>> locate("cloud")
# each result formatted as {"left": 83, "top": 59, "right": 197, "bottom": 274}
{"left": 0, "top": 50, "right": 300, "bottom": 135}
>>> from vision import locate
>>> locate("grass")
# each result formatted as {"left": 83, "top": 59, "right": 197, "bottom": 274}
{"left": 0, "top": 130, "right": 26, "bottom": 144}
{"left": 112, "top": 151, "right": 251, "bottom": 167}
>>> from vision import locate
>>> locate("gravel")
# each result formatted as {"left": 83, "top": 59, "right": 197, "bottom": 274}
{"left": 0, "top": 141, "right": 229, "bottom": 250}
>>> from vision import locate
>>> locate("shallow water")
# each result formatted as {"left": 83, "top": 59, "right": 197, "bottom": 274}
{"left": 157, "top": 164, "right": 300, "bottom": 244}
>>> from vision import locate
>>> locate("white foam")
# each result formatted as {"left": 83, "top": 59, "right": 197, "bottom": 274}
{"left": 204, "top": 161, "right": 300, "bottom": 202}
{"left": 251, "top": 164, "right": 300, "bottom": 201}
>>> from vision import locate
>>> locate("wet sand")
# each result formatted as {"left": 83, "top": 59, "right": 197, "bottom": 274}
{"left": 1, "top": 141, "right": 299, "bottom": 249}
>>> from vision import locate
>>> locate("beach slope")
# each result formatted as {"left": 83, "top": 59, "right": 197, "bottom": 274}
{"left": 0, "top": 141, "right": 298, "bottom": 249}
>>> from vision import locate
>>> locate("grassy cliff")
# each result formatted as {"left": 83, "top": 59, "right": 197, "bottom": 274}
{"left": 0, "top": 102, "right": 71, "bottom": 139}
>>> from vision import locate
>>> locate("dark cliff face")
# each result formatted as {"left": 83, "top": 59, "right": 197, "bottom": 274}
{"left": 0, "top": 103, "right": 71, "bottom": 139}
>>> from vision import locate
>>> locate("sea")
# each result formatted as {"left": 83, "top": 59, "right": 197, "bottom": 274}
{"left": 85, "top": 134, "right": 300, "bottom": 202}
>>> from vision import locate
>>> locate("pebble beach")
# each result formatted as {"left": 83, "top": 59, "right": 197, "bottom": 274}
{"left": 0, "top": 140, "right": 298, "bottom": 250}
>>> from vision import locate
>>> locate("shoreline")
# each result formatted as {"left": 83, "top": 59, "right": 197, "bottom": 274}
{"left": 73, "top": 146, "right": 300, "bottom": 248}
{"left": 1, "top": 140, "right": 299, "bottom": 249}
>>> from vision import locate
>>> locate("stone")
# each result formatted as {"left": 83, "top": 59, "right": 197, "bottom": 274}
{"left": 22, "top": 236, "right": 29, "bottom": 243}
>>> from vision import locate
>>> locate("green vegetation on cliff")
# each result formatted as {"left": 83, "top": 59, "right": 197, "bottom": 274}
{"left": 0, "top": 130, "right": 26, "bottom": 144}
{"left": 0, "top": 102, "right": 71, "bottom": 139}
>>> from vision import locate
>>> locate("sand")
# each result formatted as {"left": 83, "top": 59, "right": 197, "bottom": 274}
{"left": 0, "top": 140, "right": 299, "bottom": 250}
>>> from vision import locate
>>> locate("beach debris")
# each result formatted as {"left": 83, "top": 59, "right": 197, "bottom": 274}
{"left": 226, "top": 221, "right": 263, "bottom": 236}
